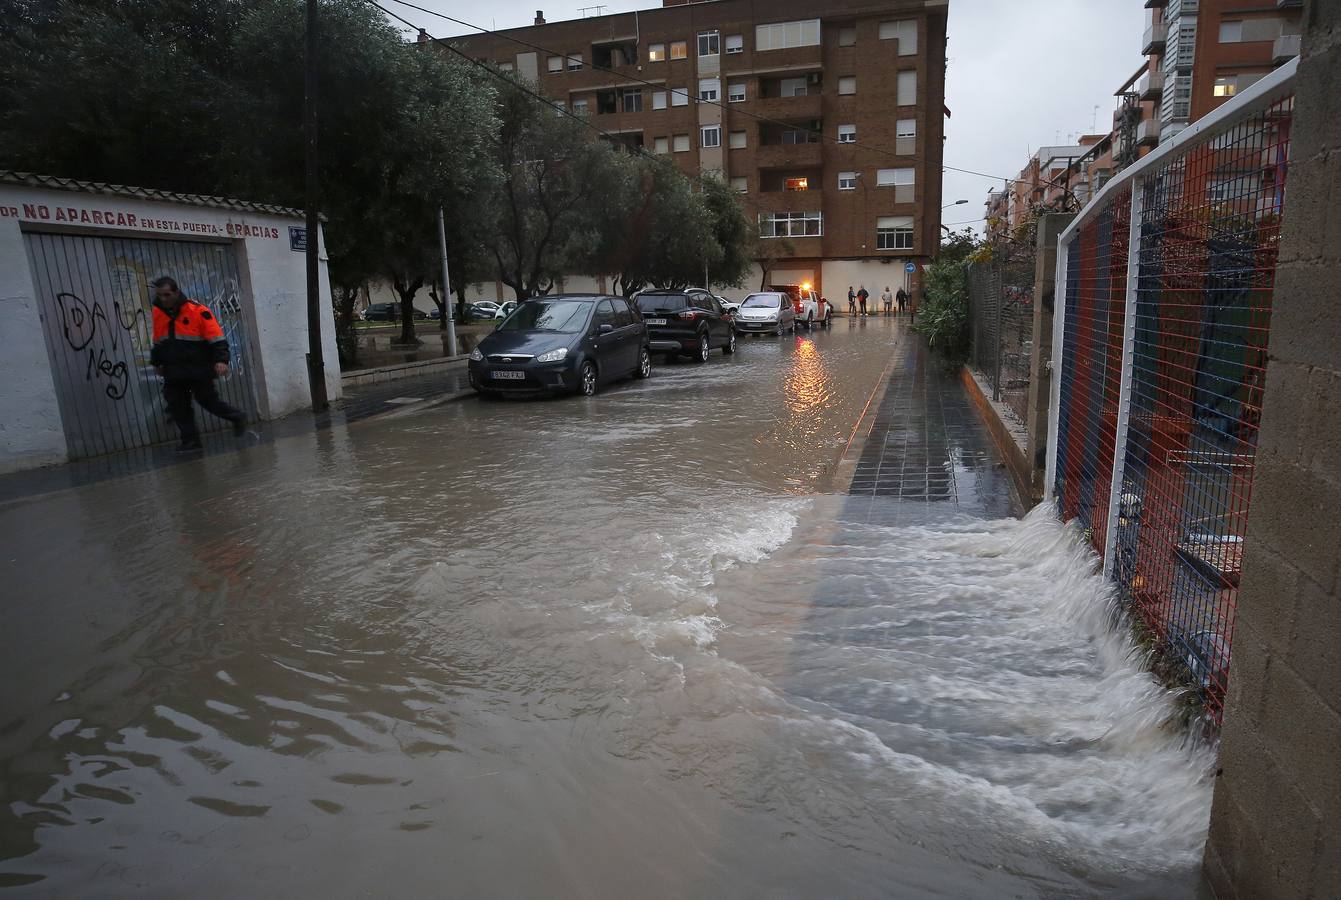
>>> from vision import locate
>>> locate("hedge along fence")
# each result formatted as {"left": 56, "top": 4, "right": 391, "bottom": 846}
{"left": 1045, "top": 59, "right": 1297, "bottom": 726}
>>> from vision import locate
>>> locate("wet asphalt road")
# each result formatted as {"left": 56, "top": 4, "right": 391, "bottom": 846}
{"left": 0, "top": 318, "right": 1212, "bottom": 898}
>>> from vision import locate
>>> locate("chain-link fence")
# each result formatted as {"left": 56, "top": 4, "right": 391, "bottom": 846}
{"left": 1047, "top": 62, "right": 1295, "bottom": 726}
{"left": 968, "top": 235, "right": 1036, "bottom": 424}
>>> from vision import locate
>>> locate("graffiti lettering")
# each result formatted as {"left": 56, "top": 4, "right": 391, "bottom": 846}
{"left": 55, "top": 292, "right": 142, "bottom": 401}
{"left": 85, "top": 346, "right": 130, "bottom": 400}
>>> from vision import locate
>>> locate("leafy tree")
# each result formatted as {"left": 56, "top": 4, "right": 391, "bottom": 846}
{"left": 698, "top": 173, "right": 753, "bottom": 290}
{"left": 914, "top": 228, "right": 983, "bottom": 363}
{"left": 604, "top": 154, "right": 717, "bottom": 297}
{"left": 487, "top": 84, "right": 631, "bottom": 299}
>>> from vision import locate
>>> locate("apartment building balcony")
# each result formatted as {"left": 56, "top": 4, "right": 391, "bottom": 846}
{"left": 1138, "top": 69, "right": 1165, "bottom": 101}
{"left": 755, "top": 141, "right": 824, "bottom": 169}
{"left": 752, "top": 189, "right": 824, "bottom": 213}
{"left": 1144, "top": 0, "right": 1166, "bottom": 7}
{"left": 751, "top": 93, "right": 823, "bottom": 121}
{"left": 1137, "top": 118, "right": 1161, "bottom": 146}
{"left": 1166, "top": 0, "right": 1198, "bottom": 18}
{"left": 1142, "top": 22, "right": 1167, "bottom": 55}
{"left": 1273, "top": 33, "right": 1301, "bottom": 63}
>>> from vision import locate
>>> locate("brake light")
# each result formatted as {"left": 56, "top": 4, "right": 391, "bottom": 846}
{"left": 678, "top": 310, "right": 700, "bottom": 320}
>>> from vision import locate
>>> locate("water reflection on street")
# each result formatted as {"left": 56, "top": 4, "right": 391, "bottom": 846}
{"left": 0, "top": 319, "right": 1210, "bottom": 897}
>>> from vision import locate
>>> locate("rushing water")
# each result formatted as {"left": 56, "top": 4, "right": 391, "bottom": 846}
{"left": 0, "top": 321, "right": 1213, "bottom": 897}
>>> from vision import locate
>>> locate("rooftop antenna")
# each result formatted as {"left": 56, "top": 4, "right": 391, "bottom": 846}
{"left": 1092, "top": 104, "right": 1099, "bottom": 132}
{"left": 579, "top": 5, "right": 606, "bottom": 16}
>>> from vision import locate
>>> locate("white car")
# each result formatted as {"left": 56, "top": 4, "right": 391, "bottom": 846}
{"left": 470, "top": 300, "right": 502, "bottom": 318}
{"left": 493, "top": 301, "right": 519, "bottom": 320}
{"left": 792, "top": 289, "right": 832, "bottom": 328}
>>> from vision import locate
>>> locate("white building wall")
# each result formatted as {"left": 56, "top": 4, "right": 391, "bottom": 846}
{"left": 821, "top": 259, "right": 923, "bottom": 305}
{"left": 0, "top": 182, "right": 341, "bottom": 471}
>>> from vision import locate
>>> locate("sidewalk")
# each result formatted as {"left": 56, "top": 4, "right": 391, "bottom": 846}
{"left": 340, "top": 361, "right": 473, "bottom": 423}
{"left": 841, "top": 333, "right": 1019, "bottom": 522}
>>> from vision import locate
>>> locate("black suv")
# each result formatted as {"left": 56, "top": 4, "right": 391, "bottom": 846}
{"left": 634, "top": 290, "right": 736, "bottom": 363}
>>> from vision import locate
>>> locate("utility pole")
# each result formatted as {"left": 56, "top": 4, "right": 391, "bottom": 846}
{"left": 304, "top": 0, "right": 329, "bottom": 412}
{"left": 437, "top": 207, "right": 459, "bottom": 357}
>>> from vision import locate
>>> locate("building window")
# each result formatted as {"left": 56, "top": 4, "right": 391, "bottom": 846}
{"left": 698, "top": 78, "right": 720, "bottom": 102}
{"left": 725, "top": 34, "right": 744, "bottom": 54}
{"left": 552, "top": 101, "right": 566, "bottom": 116}
{"left": 897, "top": 70, "right": 917, "bottom": 106}
{"left": 781, "top": 128, "right": 815, "bottom": 144}
{"left": 670, "top": 40, "right": 688, "bottom": 59}
{"left": 653, "top": 91, "right": 668, "bottom": 110}
{"left": 567, "top": 54, "right": 583, "bottom": 71}
{"left": 700, "top": 125, "right": 721, "bottom": 148}
{"left": 755, "top": 19, "right": 821, "bottom": 52}
{"left": 785, "top": 177, "right": 809, "bottom": 191}
{"left": 573, "top": 98, "right": 589, "bottom": 116}
{"left": 1213, "top": 76, "right": 1237, "bottom": 97}
{"left": 729, "top": 130, "right": 747, "bottom": 149}
{"left": 878, "top": 20, "right": 918, "bottom": 55}
{"left": 838, "top": 76, "right": 856, "bottom": 95}
{"left": 838, "top": 27, "right": 856, "bottom": 47}
{"left": 673, "top": 134, "right": 690, "bottom": 152}
{"left": 896, "top": 118, "right": 916, "bottom": 154}
{"left": 728, "top": 82, "right": 746, "bottom": 102}
{"left": 671, "top": 87, "right": 689, "bottom": 107}
{"left": 758, "top": 211, "right": 823, "bottom": 238}
{"left": 876, "top": 216, "right": 914, "bottom": 250}
{"left": 698, "top": 31, "right": 720, "bottom": 56}
{"left": 648, "top": 43, "right": 666, "bottom": 62}
{"left": 837, "top": 124, "right": 856, "bottom": 143}
{"left": 778, "top": 76, "right": 808, "bottom": 97}
{"left": 622, "top": 89, "right": 643, "bottom": 113}
{"left": 498, "top": 61, "right": 514, "bottom": 72}
{"left": 838, "top": 171, "right": 857, "bottom": 190}
{"left": 654, "top": 136, "right": 669, "bottom": 154}
{"left": 876, "top": 168, "right": 914, "bottom": 186}
{"left": 730, "top": 176, "right": 747, "bottom": 193}
{"left": 547, "top": 56, "right": 563, "bottom": 73}
{"left": 1219, "top": 21, "right": 1243, "bottom": 43}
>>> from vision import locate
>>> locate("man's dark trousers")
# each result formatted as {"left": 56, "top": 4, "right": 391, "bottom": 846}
{"left": 164, "top": 379, "right": 244, "bottom": 443}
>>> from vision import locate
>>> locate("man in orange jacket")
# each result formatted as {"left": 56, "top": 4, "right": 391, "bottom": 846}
{"left": 150, "top": 276, "right": 247, "bottom": 452}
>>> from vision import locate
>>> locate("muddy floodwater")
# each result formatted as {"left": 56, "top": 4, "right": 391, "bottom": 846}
{"left": 0, "top": 320, "right": 1213, "bottom": 897}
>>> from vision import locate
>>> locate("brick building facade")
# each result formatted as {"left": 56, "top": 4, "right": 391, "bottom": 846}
{"left": 445, "top": 0, "right": 948, "bottom": 299}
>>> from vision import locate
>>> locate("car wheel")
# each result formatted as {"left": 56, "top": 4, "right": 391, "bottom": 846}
{"left": 722, "top": 329, "right": 736, "bottom": 355}
{"left": 774, "top": 321, "right": 784, "bottom": 337}
{"left": 695, "top": 332, "right": 710, "bottom": 363}
{"left": 579, "top": 361, "right": 598, "bottom": 396}
{"left": 634, "top": 347, "right": 652, "bottom": 379}
{"left": 806, "top": 313, "right": 814, "bottom": 329}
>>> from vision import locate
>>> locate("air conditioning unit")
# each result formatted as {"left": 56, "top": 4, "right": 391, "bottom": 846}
{"left": 807, "top": 73, "right": 822, "bottom": 85}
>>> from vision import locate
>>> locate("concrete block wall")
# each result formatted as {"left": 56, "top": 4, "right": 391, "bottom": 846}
{"left": 1202, "top": 2, "right": 1341, "bottom": 897}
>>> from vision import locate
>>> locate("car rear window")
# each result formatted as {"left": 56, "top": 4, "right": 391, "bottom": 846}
{"left": 635, "top": 294, "right": 688, "bottom": 314}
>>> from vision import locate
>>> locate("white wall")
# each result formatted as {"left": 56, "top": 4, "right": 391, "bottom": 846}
{"left": 0, "top": 213, "right": 67, "bottom": 472}
{"left": 821, "top": 259, "right": 924, "bottom": 304}
{"left": 0, "top": 183, "right": 341, "bottom": 470}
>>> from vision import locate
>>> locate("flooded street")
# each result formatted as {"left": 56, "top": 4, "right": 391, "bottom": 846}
{"left": 0, "top": 320, "right": 1212, "bottom": 897}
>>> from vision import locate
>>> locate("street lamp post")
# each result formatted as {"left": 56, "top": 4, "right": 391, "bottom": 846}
{"left": 942, "top": 199, "right": 969, "bottom": 209}
{"left": 303, "top": 0, "right": 328, "bottom": 412}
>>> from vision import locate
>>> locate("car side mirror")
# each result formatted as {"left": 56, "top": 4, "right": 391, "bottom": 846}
{"left": 599, "top": 324, "right": 614, "bottom": 334}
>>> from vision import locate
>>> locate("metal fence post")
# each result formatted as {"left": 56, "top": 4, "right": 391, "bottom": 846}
{"left": 992, "top": 258, "right": 1003, "bottom": 402}
{"left": 1043, "top": 236, "right": 1070, "bottom": 505}
{"left": 1101, "top": 179, "right": 1145, "bottom": 578}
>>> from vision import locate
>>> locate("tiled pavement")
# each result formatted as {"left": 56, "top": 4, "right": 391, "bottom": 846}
{"left": 339, "top": 364, "right": 472, "bottom": 423}
{"left": 845, "top": 334, "right": 1019, "bottom": 522}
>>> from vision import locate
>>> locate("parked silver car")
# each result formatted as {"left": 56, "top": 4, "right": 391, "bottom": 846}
{"left": 733, "top": 292, "right": 797, "bottom": 336}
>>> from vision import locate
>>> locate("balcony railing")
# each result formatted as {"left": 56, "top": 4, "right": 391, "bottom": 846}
{"left": 1273, "top": 33, "right": 1301, "bottom": 63}
{"left": 1142, "top": 22, "right": 1167, "bottom": 55}
{"left": 750, "top": 93, "right": 823, "bottom": 120}
{"left": 755, "top": 142, "right": 824, "bottom": 169}
{"left": 1166, "top": 0, "right": 1198, "bottom": 19}
{"left": 1139, "top": 69, "right": 1165, "bottom": 101}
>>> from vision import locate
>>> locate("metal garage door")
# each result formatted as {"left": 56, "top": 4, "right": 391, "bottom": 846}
{"left": 24, "top": 232, "right": 259, "bottom": 459}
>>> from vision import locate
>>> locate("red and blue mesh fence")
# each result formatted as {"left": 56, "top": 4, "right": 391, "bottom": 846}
{"left": 1051, "top": 78, "right": 1294, "bottom": 726}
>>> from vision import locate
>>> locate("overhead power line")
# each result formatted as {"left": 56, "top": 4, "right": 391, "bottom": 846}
{"left": 380, "top": 0, "right": 1026, "bottom": 186}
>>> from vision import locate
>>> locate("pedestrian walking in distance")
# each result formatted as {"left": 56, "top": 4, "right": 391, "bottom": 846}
{"left": 881, "top": 286, "right": 894, "bottom": 316}
{"left": 896, "top": 286, "right": 910, "bottom": 315}
{"left": 847, "top": 286, "right": 857, "bottom": 317}
{"left": 857, "top": 285, "right": 870, "bottom": 317}
{"left": 150, "top": 276, "right": 247, "bottom": 452}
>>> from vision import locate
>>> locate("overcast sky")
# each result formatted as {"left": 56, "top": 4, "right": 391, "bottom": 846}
{"left": 384, "top": 0, "right": 1149, "bottom": 235}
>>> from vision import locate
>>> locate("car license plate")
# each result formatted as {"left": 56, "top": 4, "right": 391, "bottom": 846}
{"left": 491, "top": 370, "right": 525, "bottom": 380}
{"left": 645, "top": 318, "right": 667, "bottom": 326}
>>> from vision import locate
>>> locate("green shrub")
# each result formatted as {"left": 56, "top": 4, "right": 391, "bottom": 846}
{"left": 914, "top": 256, "right": 970, "bottom": 364}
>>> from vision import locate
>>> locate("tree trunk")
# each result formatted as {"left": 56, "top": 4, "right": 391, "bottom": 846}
{"left": 333, "top": 282, "right": 361, "bottom": 368}
{"left": 428, "top": 283, "right": 447, "bottom": 331}
{"left": 392, "top": 276, "right": 423, "bottom": 345}
{"left": 454, "top": 281, "right": 468, "bottom": 325}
